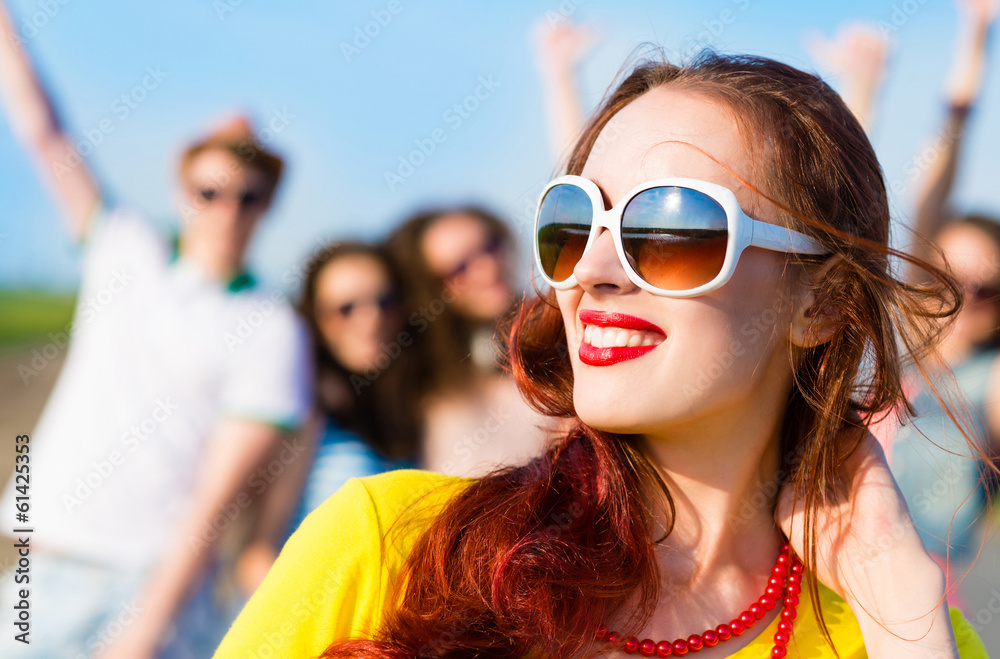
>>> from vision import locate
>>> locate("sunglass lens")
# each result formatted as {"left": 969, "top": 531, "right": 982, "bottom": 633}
{"left": 621, "top": 187, "right": 728, "bottom": 291}
{"left": 536, "top": 184, "right": 593, "bottom": 283}
{"left": 239, "top": 191, "right": 263, "bottom": 207}
{"left": 378, "top": 292, "right": 401, "bottom": 311}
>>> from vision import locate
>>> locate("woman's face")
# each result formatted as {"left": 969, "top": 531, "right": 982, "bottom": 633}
{"left": 555, "top": 87, "right": 804, "bottom": 437}
{"left": 421, "top": 213, "right": 513, "bottom": 321}
{"left": 935, "top": 223, "right": 1000, "bottom": 348}
{"left": 313, "top": 254, "right": 403, "bottom": 374}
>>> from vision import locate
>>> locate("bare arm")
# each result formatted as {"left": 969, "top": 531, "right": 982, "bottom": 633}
{"left": 532, "top": 18, "right": 599, "bottom": 169}
{"left": 235, "top": 415, "right": 319, "bottom": 595}
{"left": 95, "top": 419, "right": 295, "bottom": 659}
{"left": 0, "top": 0, "right": 100, "bottom": 239}
{"left": 910, "top": 0, "right": 996, "bottom": 270}
{"left": 778, "top": 432, "right": 963, "bottom": 658}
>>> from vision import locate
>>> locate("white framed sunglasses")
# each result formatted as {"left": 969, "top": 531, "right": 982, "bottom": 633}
{"left": 533, "top": 175, "right": 828, "bottom": 298}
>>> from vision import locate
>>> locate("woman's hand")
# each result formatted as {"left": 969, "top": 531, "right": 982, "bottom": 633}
{"left": 957, "top": 0, "right": 999, "bottom": 30}
{"left": 531, "top": 18, "right": 600, "bottom": 81}
{"left": 235, "top": 540, "right": 279, "bottom": 596}
{"left": 776, "top": 429, "right": 959, "bottom": 658}
{"left": 946, "top": 0, "right": 997, "bottom": 106}
{"left": 804, "top": 22, "right": 890, "bottom": 131}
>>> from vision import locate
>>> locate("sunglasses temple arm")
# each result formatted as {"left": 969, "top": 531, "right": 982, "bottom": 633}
{"left": 750, "top": 220, "right": 826, "bottom": 255}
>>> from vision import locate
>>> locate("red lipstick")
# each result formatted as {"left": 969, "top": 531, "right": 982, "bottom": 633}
{"left": 577, "top": 310, "right": 665, "bottom": 367}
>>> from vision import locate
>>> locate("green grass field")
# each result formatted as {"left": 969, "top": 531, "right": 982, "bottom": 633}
{"left": 0, "top": 289, "right": 77, "bottom": 350}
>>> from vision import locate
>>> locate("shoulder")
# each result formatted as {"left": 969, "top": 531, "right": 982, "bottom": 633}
{"left": 360, "top": 468, "right": 477, "bottom": 509}
{"left": 82, "top": 205, "right": 167, "bottom": 272}
{"left": 313, "top": 469, "right": 476, "bottom": 540}
{"left": 950, "top": 606, "right": 990, "bottom": 658}
{"left": 224, "top": 289, "right": 308, "bottom": 354}
{"left": 294, "top": 469, "right": 476, "bottom": 602}
{"left": 213, "top": 470, "right": 476, "bottom": 658}
{"left": 230, "top": 287, "right": 298, "bottom": 328}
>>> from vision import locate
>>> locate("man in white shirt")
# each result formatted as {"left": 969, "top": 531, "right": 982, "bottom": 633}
{"left": 0, "top": 4, "right": 313, "bottom": 657}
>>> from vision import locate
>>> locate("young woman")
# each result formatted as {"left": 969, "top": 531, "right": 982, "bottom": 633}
{"left": 213, "top": 53, "right": 989, "bottom": 658}
{"left": 234, "top": 242, "right": 422, "bottom": 593}
{"left": 295, "top": 241, "right": 423, "bottom": 504}
{"left": 387, "top": 208, "right": 555, "bottom": 476}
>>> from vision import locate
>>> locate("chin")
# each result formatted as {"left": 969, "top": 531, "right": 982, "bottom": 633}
{"left": 574, "top": 386, "right": 659, "bottom": 435}
{"left": 573, "top": 367, "right": 715, "bottom": 437}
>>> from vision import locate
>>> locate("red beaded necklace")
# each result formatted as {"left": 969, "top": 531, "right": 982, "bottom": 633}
{"left": 597, "top": 543, "right": 803, "bottom": 657}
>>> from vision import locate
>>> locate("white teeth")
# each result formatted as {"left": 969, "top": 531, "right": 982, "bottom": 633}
{"left": 581, "top": 324, "right": 664, "bottom": 349}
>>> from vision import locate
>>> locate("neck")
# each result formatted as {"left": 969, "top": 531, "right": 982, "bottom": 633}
{"left": 640, "top": 385, "right": 790, "bottom": 587}
{"left": 643, "top": 350, "right": 792, "bottom": 588}
{"left": 606, "top": 400, "right": 790, "bottom": 652}
{"left": 179, "top": 240, "right": 241, "bottom": 284}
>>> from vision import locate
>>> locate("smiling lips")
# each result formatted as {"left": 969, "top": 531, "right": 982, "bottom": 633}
{"left": 578, "top": 310, "right": 666, "bottom": 366}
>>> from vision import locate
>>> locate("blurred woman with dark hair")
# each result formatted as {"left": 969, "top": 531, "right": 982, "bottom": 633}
{"left": 234, "top": 242, "right": 422, "bottom": 593}
{"left": 387, "top": 207, "right": 555, "bottom": 476}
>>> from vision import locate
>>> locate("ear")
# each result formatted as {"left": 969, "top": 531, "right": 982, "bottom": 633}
{"left": 789, "top": 255, "right": 843, "bottom": 349}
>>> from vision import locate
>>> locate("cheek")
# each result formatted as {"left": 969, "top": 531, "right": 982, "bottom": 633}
{"left": 699, "top": 270, "right": 793, "bottom": 365}
{"left": 380, "top": 313, "right": 404, "bottom": 337}
{"left": 555, "top": 291, "right": 581, "bottom": 340}
{"left": 234, "top": 217, "right": 261, "bottom": 242}
{"left": 318, "top": 321, "right": 344, "bottom": 353}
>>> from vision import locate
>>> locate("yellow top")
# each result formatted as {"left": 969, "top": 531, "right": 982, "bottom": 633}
{"left": 213, "top": 469, "right": 988, "bottom": 659}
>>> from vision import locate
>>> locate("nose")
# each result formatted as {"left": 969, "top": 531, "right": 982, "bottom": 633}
{"left": 210, "top": 196, "right": 243, "bottom": 223}
{"left": 572, "top": 229, "right": 637, "bottom": 295}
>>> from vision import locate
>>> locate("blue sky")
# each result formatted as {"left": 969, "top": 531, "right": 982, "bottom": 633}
{"left": 1, "top": 0, "right": 997, "bottom": 293}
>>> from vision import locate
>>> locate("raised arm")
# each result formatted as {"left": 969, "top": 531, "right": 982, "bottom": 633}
{"left": 804, "top": 22, "right": 891, "bottom": 134}
{"left": 0, "top": 0, "right": 100, "bottom": 239}
{"left": 910, "top": 0, "right": 996, "bottom": 267}
{"left": 777, "top": 432, "right": 976, "bottom": 658}
{"left": 532, "top": 17, "right": 599, "bottom": 168}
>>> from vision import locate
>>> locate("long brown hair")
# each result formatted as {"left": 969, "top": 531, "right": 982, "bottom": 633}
{"left": 299, "top": 241, "right": 422, "bottom": 461}
{"left": 323, "top": 52, "right": 968, "bottom": 657}
{"left": 386, "top": 206, "right": 515, "bottom": 395}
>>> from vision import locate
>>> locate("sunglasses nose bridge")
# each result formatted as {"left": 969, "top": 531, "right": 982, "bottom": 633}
{"left": 590, "top": 205, "right": 618, "bottom": 232}
{"left": 573, "top": 222, "right": 636, "bottom": 294}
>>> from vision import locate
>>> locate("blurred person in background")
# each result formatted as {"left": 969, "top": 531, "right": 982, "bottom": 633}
{"left": 533, "top": 15, "right": 602, "bottom": 167}
{"left": 803, "top": 22, "right": 891, "bottom": 134}
{"left": 387, "top": 207, "right": 554, "bottom": 477}
{"left": 233, "top": 242, "right": 422, "bottom": 595}
{"left": 812, "top": 0, "right": 1000, "bottom": 612}
{"left": 0, "top": 2, "right": 312, "bottom": 657}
